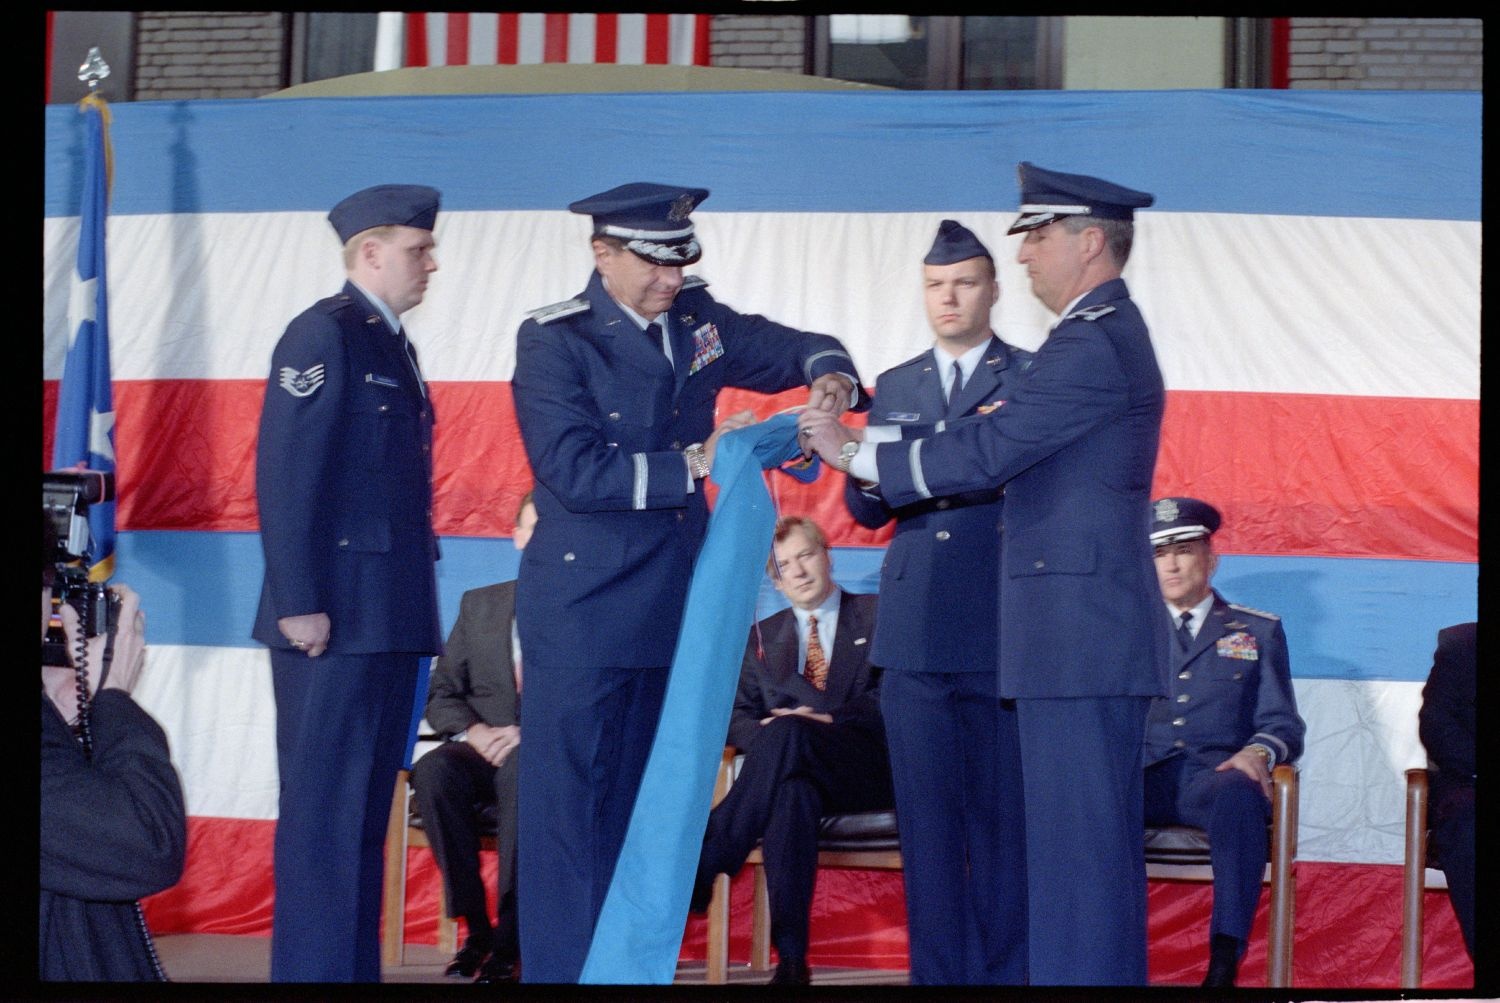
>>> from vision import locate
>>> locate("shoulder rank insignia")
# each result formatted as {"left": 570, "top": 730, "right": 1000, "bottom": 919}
{"left": 1216, "top": 631, "right": 1260, "bottom": 661}
{"left": 1066, "top": 304, "right": 1116, "bottom": 322}
{"left": 527, "top": 297, "right": 590, "bottom": 325}
{"left": 1228, "top": 602, "right": 1280, "bottom": 621}
{"left": 681, "top": 274, "right": 709, "bottom": 291}
{"left": 279, "top": 364, "right": 325, "bottom": 398}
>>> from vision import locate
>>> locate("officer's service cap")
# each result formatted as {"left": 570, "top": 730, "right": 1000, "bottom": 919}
{"left": 328, "top": 184, "right": 440, "bottom": 244}
{"left": 1150, "top": 497, "right": 1221, "bottom": 547}
{"left": 924, "top": 219, "right": 992, "bottom": 266}
{"left": 1008, "top": 162, "right": 1155, "bottom": 235}
{"left": 570, "top": 182, "right": 710, "bottom": 265}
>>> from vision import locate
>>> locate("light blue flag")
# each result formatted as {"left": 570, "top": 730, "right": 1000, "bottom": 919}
{"left": 581, "top": 413, "right": 806, "bottom": 983}
{"left": 52, "top": 93, "right": 117, "bottom": 581}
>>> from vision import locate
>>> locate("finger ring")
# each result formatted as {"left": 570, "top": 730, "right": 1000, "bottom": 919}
{"left": 799, "top": 428, "right": 814, "bottom": 438}
{"left": 291, "top": 640, "right": 307, "bottom": 649}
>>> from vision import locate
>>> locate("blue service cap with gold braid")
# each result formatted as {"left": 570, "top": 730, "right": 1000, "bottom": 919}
{"left": 1150, "top": 496, "right": 1222, "bottom": 547}
{"left": 924, "top": 219, "right": 992, "bottom": 266}
{"left": 1008, "top": 162, "right": 1154, "bottom": 235}
{"left": 570, "top": 181, "right": 710, "bottom": 265}
{"left": 327, "top": 184, "right": 440, "bottom": 243}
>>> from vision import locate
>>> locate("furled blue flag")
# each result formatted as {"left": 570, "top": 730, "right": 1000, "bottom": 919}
{"left": 52, "top": 92, "right": 117, "bottom": 581}
{"left": 581, "top": 413, "right": 808, "bottom": 984}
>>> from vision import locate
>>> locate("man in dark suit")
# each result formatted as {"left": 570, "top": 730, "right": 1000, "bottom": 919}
{"left": 1419, "top": 620, "right": 1476, "bottom": 959}
{"left": 843, "top": 219, "right": 1030, "bottom": 985}
{"left": 1144, "top": 497, "right": 1305, "bottom": 987}
{"left": 801, "top": 162, "right": 1167, "bottom": 984}
{"left": 689, "top": 515, "right": 889, "bottom": 985}
{"left": 511, "top": 182, "right": 866, "bottom": 983}
{"left": 253, "top": 184, "right": 445, "bottom": 982}
{"left": 409, "top": 494, "right": 536, "bottom": 984}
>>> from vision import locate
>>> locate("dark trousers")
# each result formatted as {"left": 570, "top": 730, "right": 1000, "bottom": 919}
{"left": 696, "top": 714, "right": 894, "bottom": 964}
{"left": 1144, "top": 753, "right": 1270, "bottom": 942}
{"left": 269, "top": 649, "right": 418, "bottom": 982}
{"left": 881, "top": 672, "right": 1027, "bottom": 985}
{"left": 1016, "top": 695, "right": 1151, "bottom": 986}
{"left": 1431, "top": 780, "right": 1475, "bottom": 958}
{"left": 517, "top": 664, "right": 668, "bottom": 983}
{"left": 409, "top": 740, "right": 519, "bottom": 962}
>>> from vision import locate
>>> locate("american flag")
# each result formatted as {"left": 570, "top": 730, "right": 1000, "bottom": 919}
{"left": 384, "top": 13, "right": 710, "bottom": 69}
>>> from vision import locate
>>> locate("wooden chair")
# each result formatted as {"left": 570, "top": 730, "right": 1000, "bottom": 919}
{"left": 703, "top": 747, "right": 902, "bottom": 983}
{"left": 1401, "top": 767, "right": 1448, "bottom": 987}
{"left": 380, "top": 765, "right": 499, "bottom": 966}
{"left": 1143, "top": 762, "right": 1299, "bottom": 987}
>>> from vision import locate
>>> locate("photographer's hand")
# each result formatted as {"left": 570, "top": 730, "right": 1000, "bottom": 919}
{"left": 278, "top": 613, "right": 331, "bottom": 657}
{"left": 48, "top": 584, "right": 148, "bottom": 721}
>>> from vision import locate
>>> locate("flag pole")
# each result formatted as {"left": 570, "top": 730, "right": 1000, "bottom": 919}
{"left": 52, "top": 46, "right": 118, "bottom": 582}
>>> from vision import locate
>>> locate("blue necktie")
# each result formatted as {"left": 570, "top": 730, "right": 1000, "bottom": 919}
{"left": 1176, "top": 610, "right": 1194, "bottom": 651}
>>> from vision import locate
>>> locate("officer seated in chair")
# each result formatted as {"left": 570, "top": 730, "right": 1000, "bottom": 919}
{"left": 689, "top": 515, "right": 891, "bottom": 986}
{"left": 408, "top": 494, "right": 535, "bottom": 984}
{"left": 1143, "top": 497, "right": 1306, "bottom": 987}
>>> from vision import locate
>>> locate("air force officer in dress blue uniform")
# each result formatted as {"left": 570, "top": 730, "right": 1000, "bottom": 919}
{"left": 511, "top": 182, "right": 867, "bottom": 983}
{"left": 843, "top": 220, "right": 1031, "bottom": 985}
{"left": 801, "top": 163, "right": 1167, "bottom": 984}
{"left": 1145, "top": 498, "right": 1304, "bottom": 987}
{"left": 253, "top": 184, "right": 445, "bottom": 982}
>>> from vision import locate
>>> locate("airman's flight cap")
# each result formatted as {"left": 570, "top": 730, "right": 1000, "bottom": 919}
{"left": 570, "top": 182, "right": 710, "bottom": 265}
{"left": 924, "top": 219, "right": 993, "bottom": 266}
{"left": 328, "top": 184, "right": 441, "bottom": 243}
{"left": 1008, "top": 162, "right": 1155, "bottom": 235}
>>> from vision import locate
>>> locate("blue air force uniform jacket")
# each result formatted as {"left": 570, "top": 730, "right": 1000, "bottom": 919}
{"left": 252, "top": 282, "right": 442, "bottom": 655}
{"left": 512, "top": 271, "right": 867, "bottom": 669}
{"left": 845, "top": 336, "right": 1032, "bottom": 675}
{"left": 1143, "top": 591, "right": 1304, "bottom": 768}
{"left": 872, "top": 278, "right": 1167, "bottom": 699}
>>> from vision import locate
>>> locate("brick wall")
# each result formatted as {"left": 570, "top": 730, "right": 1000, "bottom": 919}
{"left": 1286, "top": 18, "right": 1481, "bottom": 89}
{"left": 709, "top": 14, "right": 807, "bottom": 73}
{"left": 135, "top": 11, "right": 286, "bottom": 100}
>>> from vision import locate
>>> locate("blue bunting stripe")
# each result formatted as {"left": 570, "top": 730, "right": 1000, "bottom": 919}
{"left": 580, "top": 414, "right": 806, "bottom": 984}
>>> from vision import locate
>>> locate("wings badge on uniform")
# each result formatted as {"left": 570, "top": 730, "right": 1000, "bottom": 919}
{"left": 279, "top": 364, "right": 326, "bottom": 398}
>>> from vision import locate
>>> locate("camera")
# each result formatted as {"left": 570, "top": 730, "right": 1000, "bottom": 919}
{"left": 43, "top": 471, "right": 119, "bottom": 659}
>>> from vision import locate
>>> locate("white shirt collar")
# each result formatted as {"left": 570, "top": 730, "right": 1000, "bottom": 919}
{"left": 792, "top": 588, "right": 841, "bottom": 669}
{"left": 1166, "top": 592, "right": 1215, "bottom": 639}
{"left": 933, "top": 338, "right": 991, "bottom": 394}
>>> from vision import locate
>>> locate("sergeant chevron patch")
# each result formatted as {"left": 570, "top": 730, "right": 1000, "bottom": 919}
{"left": 279, "top": 364, "right": 325, "bottom": 398}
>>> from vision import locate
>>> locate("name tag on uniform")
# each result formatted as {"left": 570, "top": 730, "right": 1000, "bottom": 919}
{"left": 884, "top": 412, "right": 920, "bottom": 422}
{"left": 1217, "top": 632, "right": 1259, "bottom": 661}
{"left": 365, "top": 373, "right": 401, "bottom": 388}
{"left": 688, "top": 323, "right": 724, "bottom": 375}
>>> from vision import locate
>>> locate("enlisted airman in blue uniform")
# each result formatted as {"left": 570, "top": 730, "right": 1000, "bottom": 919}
{"left": 253, "top": 184, "right": 444, "bottom": 982}
{"left": 511, "top": 182, "right": 867, "bottom": 984}
{"left": 800, "top": 163, "right": 1167, "bottom": 985}
{"left": 1145, "top": 497, "right": 1304, "bottom": 987}
{"left": 843, "top": 220, "right": 1031, "bottom": 985}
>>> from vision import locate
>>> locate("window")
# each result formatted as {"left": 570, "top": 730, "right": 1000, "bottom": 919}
{"left": 812, "top": 16, "right": 1060, "bottom": 90}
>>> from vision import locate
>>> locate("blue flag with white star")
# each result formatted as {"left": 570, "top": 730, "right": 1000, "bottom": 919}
{"left": 51, "top": 93, "right": 116, "bottom": 581}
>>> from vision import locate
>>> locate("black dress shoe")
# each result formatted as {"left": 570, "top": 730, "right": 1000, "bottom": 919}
{"left": 444, "top": 939, "right": 490, "bottom": 979}
{"left": 768, "top": 958, "right": 811, "bottom": 985}
{"left": 475, "top": 954, "right": 520, "bottom": 984}
{"left": 1201, "top": 933, "right": 1243, "bottom": 987}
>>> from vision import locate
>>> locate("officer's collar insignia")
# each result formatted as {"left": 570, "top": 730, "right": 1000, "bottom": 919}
{"left": 1154, "top": 498, "right": 1180, "bottom": 523}
{"left": 679, "top": 312, "right": 696, "bottom": 327}
{"left": 279, "top": 364, "right": 325, "bottom": 398}
{"left": 985, "top": 354, "right": 1001, "bottom": 365}
{"left": 366, "top": 314, "right": 382, "bottom": 325}
{"left": 667, "top": 193, "right": 697, "bottom": 222}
